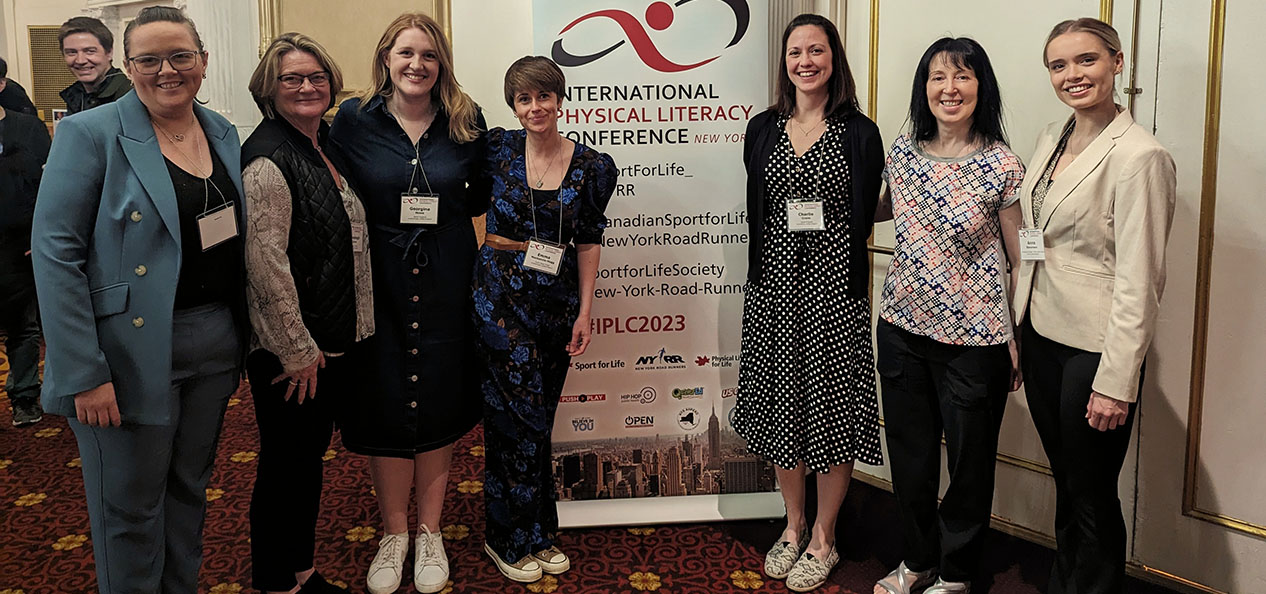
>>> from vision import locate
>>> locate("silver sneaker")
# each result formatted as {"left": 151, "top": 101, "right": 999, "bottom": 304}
{"left": 366, "top": 532, "right": 408, "bottom": 594}
{"left": 924, "top": 577, "right": 970, "bottom": 593}
{"left": 785, "top": 546, "right": 839, "bottom": 592}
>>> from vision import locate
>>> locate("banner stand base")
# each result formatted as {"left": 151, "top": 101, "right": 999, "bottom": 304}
{"left": 557, "top": 492, "right": 786, "bottom": 529}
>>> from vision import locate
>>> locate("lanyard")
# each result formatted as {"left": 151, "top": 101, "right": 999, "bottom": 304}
{"left": 406, "top": 141, "right": 435, "bottom": 195}
{"left": 528, "top": 186, "right": 564, "bottom": 244}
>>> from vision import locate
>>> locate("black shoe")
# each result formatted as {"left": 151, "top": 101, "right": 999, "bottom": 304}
{"left": 11, "top": 400, "right": 43, "bottom": 427}
{"left": 299, "top": 572, "right": 351, "bottom": 594}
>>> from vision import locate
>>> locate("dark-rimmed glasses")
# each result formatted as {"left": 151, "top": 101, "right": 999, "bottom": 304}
{"left": 277, "top": 72, "right": 330, "bottom": 89}
{"left": 128, "top": 51, "right": 201, "bottom": 75}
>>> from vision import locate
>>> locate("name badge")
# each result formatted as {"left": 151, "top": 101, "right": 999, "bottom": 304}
{"left": 351, "top": 221, "right": 367, "bottom": 253}
{"left": 400, "top": 192, "right": 440, "bottom": 225}
{"left": 1019, "top": 228, "right": 1046, "bottom": 261}
{"left": 787, "top": 199, "right": 825, "bottom": 232}
{"left": 197, "top": 202, "right": 238, "bottom": 251}
{"left": 523, "top": 239, "right": 565, "bottom": 275}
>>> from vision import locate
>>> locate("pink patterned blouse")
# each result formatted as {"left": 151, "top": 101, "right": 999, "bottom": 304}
{"left": 880, "top": 134, "right": 1025, "bottom": 346}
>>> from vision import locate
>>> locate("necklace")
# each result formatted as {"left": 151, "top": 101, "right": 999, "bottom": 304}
{"left": 154, "top": 114, "right": 197, "bottom": 142}
{"left": 527, "top": 137, "right": 565, "bottom": 189}
{"left": 791, "top": 116, "right": 825, "bottom": 137}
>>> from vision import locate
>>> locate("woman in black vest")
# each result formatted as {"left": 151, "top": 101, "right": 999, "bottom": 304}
{"left": 241, "top": 33, "right": 374, "bottom": 594}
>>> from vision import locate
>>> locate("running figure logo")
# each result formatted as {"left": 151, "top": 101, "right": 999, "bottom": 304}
{"left": 551, "top": 0, "right": 750, "bottom": 72}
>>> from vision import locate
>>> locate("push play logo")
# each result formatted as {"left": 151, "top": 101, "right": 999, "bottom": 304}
{"left": 551, "top": 0, "right": 750, "bottom": 73}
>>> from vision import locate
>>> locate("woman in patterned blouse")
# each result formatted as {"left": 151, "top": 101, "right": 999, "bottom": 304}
{"left": 873, "top": 37, "right": 1024, "bottom": 594}
{"left": 241, "top": 33, "right": 373, "bottom": 594}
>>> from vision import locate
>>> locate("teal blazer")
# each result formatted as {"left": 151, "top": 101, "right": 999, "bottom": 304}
{"left": 32, "top": 91, "right": 246, "bottom": 425}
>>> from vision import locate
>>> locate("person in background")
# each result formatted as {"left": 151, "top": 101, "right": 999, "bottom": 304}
{"left": 873, "top": 37, "right": 1024, "bottom": 594}
{"left": 59, "top": 16, "right": 132, "bottom": 115}
{"left": 1014, "top": 18, "right": 1176, "bottom": 594}
{"left": 732, "top": 13, "right": 885, "bottom": 593}
{"left": 0, "top": 57, "right": 38, "bottom": 116}
{"left": 329, "top": 12, "right": 489, "bottom": 594}
{"left": 0, "top": 76, "right": 50, "bottom": 427}
{"left": 475, "top": 55, "right": 616, "bottom": 584}
{"left": 241, "top": 32, "right": 372, "bottom": 594}
{"left": 32, "top": 7, "right": 246, "bottom": 592}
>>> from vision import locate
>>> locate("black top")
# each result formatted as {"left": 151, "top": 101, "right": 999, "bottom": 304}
{"left": 742, "top": 107, "right": 884, "bottom": 296}
{"left": 166, "top": 149, "right": 243, "bottom": 309}
{"left": 0, "top": 110, "right": 51, "bottom": 254}
{"left": 0, "top": 80, "right": 38, "bottom": 116}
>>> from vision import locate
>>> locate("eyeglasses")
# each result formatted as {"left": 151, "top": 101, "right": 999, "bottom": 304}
{"left": 128, "top": 51, "right": 201, "bottom": 75}
{"left": 277, "top": 71, "right": 330, "bottom": 89}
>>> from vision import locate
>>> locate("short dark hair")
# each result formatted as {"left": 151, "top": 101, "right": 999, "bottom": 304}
{"left": 123, "top": 6, "right": 204, "bottom": 59}
{"left": 772, "top": 14, "right": 858, "bottom": 118}
{"left": 503, "top": 56, "right": 565, "bottom": 108}
{"left": 59, "top": 16, "right": 114, "bottom": 52}
{"left": 0, "top": 57, "right": 8, "bottom": 80}
{"left": 908, "top": 37, "right": 1007, "bottom": 146}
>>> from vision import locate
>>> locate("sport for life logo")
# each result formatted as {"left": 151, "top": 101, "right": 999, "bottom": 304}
{"left": 551, "top": 0, "right": 750, "bottom": 72}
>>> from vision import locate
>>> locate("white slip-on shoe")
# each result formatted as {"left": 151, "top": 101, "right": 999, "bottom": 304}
{"left": 414, "top": 525, "right": 449, "bottom": 593}
{"left": 366, "top": 532, "right": 408, "bottom": 594}
{"left": 484, "top": 543, "right": 543, "bottom": 583}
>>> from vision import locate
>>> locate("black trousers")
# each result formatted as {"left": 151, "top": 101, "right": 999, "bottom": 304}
{"left": 1021, "top": 321, "right": 1137, "bottom": 594}
{"left": 246, "top": 348, "right": 353, "bottom": 591}
{"left": 876, "top": 319, "right": 1011, "bottom": 583}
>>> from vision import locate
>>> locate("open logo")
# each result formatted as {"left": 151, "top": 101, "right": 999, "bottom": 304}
{"left": 552, "top": 0, "right": 750, "bottom": 72}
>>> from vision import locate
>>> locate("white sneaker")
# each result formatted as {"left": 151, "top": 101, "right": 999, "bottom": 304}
{"left": 414, "top": 525, "right": 449, "bottom": 593}
{"left": 366, "top": 532, "right": 409, "bottom": 594}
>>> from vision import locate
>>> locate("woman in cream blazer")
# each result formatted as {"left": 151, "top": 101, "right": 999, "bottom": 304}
{"left": 1012, "top": 18, "right": 1175, "bottom": 594}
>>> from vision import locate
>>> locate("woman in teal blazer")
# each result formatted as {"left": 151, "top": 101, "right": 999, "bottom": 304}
{"left": 31, "top": 7, "right": 247, "bottom": 592}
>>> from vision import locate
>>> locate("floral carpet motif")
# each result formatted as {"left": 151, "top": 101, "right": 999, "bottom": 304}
{"left": 0, "top": 360, "right": 1175, "bottom": 594}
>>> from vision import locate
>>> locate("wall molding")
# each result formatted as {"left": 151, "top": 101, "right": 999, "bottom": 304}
{"left": 1183, "top": 0, "right": 1266, "bottom": 541}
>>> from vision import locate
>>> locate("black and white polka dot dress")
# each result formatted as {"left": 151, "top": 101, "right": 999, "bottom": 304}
{"left": 733, "top": 116, "right": 883, "bottom": 472}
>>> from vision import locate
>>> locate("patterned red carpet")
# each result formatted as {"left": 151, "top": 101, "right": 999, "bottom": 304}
{"left": 1, "top": 365, "right": 1174, "bottom": 594}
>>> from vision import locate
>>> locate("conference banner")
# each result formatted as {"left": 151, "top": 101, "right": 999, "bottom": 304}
{"left": 532, "top": 0, "right": 783, "bottom": 526}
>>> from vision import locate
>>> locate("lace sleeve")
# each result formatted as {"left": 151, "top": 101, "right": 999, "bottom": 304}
{"left": 243, "top": 157, "right": 320, "bottom": 371}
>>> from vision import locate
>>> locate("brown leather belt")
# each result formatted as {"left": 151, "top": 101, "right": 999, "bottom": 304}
{"left": 484, "top": 233, "right": 528, "bottom": 252}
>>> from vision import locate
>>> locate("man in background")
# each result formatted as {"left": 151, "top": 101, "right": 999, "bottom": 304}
{"left": 0, "top": 80, "right": 50, "bottom": 426}
{"left": 0, "top": 58, "right": 37, "bottom": 116}
{"left": 58, "top": 16, "right": 130, "bottom": 115}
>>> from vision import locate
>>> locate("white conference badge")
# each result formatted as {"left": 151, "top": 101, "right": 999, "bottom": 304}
{"left": 524, "top": 239, "right": 565, "bottom": 275}
{"left": 198, "top": 202, "right": 238, "bottom": 251}
{"left": 350, "top": 220, "right": 367, "bottom": 253}
{"left": 1019, "top": 228, "right": 1046, "bottom": 261}
{"left": 787, "top": 199, "right": 826, "bottom": 231}
{"left": 400, "top": 192, "right": 440, "bottom": 225}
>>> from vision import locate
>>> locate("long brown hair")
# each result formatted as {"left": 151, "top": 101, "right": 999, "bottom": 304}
{"left": 772, "top": 14, "right": 858, "bottom": 118}
{"left": 357, "top": 12, "right": 480, "bottom": 143}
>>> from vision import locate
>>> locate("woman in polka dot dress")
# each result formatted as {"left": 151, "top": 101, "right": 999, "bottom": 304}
{"left": 732, "top": 13, "right": 885, "bottom": 593}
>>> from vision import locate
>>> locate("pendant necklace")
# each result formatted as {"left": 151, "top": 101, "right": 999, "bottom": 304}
{"left": 528, "top": 139, "right": 564, "bottom": 189}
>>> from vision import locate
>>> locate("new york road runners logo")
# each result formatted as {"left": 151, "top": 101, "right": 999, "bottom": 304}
{"left": 551, "top": 0, "right": 750, "bottom": 72}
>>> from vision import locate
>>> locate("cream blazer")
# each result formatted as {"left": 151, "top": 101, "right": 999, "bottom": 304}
{"left": 1012, "top": 109, "right": 1176, "bottom": 402}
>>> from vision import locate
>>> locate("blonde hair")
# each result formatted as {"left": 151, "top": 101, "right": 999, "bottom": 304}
{"left": 1043, "top": 18, "right": 1122, "bottom": 66}
{"left": 249, "top": 32, "right": 344, "bottom": 120}
{"left": 358, "top": 13, "right": 480, "bottom": 144}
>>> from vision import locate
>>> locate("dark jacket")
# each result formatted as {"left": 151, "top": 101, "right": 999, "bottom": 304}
{"left": 742, "top": 107, "right": 884, "bottom": 297}
{"left": 0, "top": 109, "right": 51, "bottom": 267}
{"left": 241, "top": 117, "right": 359, "bottom": 354}
{"left": 0, "top": 80, "right": 38, "bottom": 116}
{"left": 60, "top": 67, "right": 132, "bottom": 115}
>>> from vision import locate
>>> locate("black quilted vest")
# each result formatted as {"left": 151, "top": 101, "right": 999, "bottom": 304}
{"left": 241, "top": 118, "right": 357, "bottom": 353}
